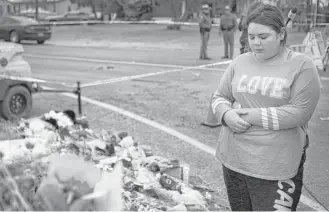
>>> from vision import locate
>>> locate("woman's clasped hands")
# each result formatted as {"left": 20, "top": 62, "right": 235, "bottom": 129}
{"left": 223, "top": 108, "right": 251, "bottom": 133}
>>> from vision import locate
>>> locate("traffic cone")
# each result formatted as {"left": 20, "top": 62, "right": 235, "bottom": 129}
{"left": 201, "top": 94, "right": 221, "bottom": 128}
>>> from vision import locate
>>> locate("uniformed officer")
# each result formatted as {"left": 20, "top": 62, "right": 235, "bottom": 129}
{"left": 219, "top": 5, "right": 237, "bottom": 59}
{"left": 198, "top": 4, "right": 212, "bottom": 60}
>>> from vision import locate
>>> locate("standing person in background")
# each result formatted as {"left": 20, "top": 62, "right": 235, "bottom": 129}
{"left": 238, "top": 1, "right": 264, "bottom": 54}
{"left": 199, "top": 4, "right": 212, "bottom": 60}
{"left": 219, "top": 5, "right": 237, "bottom": 59}
{"left": 212, "top": 4, "right": 321, "bottom": 211}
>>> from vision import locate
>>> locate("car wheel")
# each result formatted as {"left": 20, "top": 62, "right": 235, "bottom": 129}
{"left": 0, "top": 85, "right": 32, "bottom": 120}
{"left": 37, "top": 40, "right": 45, "bottom": 44}
{"left": 9, "top": 30, "right": 20, "bottom": 43}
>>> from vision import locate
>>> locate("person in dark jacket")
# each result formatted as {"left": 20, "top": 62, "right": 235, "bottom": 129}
{"left": 199, "top": 4, "right": 212, "bottom": 60}
{"left": 238, "top": 1, "right": 264, "bottom": 54}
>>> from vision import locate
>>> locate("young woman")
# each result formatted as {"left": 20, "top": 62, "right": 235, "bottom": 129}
{"left": 211, "top": 4, "right": 321, "bottom": 211}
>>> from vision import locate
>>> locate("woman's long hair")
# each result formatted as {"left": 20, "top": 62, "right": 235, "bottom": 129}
{"left": 246, "top": 4, "right": 288, "bottom": 45}
{"left": 242, "top": 1, "right": 264, "bottom": 30}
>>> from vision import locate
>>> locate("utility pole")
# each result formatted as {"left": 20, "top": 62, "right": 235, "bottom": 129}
{"left": 151, "top": 0, "right": 156, "bottom": 18}
{"left": 35, "top": 0, "right": 39, "bottom": 20}
{"left": 314, "top": 0, "right": 319, "bottom": 29}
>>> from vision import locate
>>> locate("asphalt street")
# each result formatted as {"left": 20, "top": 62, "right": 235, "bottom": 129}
{"left": 21, "top": 40, "right": 329, "bottom": 211}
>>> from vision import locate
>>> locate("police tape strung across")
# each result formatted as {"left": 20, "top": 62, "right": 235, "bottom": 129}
{"left": 0, "top": 74, "right": 75, "bottom": 87}
{"left": 43, "top": 19, "right": 221, "bottom": 27}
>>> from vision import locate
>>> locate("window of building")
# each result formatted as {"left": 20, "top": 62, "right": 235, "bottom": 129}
{"left": 0, "top": 6, "right": 2, "bottom": 16}
{"left": 7, "top": 5, "right": 11, "bottom": 14}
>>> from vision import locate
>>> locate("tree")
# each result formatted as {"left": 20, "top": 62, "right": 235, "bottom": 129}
{"left": 167, "top": 0, "right": 199, "bottom": 21}
{"left": 167, "top": 0, "right": 180, "bottom": 21}
{"left": 115, "top": 0, "right": 154, "bottom": 20}
{"left": 71, "top": 0, "right": 112, "bottom": 18}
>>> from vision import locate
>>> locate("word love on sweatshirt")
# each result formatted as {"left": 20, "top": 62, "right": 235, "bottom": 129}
{"left": 236, "top": 75, "right": 287, "bottom": 99}
{"left": 212, "top": 52, "right": 321, "bottom": 131}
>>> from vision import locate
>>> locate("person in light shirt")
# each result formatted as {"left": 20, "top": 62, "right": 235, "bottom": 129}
{"left": 212, "top": 4, "right": 321, "bottom": 211}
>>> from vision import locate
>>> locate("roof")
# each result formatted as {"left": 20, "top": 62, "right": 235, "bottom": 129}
{"left": 6, "top": 0, "right": 68, "bottom": 3}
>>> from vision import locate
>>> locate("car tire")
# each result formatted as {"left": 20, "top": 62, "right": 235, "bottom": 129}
{"left": 9, "top": 30, "right": 20, "bottom": 43}
{"left": 0, "top": 85, "right": 32, "bottom": 120}
{"left": 37, "top": 40, "right": 45, "bottom": 44}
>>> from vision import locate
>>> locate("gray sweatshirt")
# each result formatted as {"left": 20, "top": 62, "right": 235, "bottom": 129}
{"left": 211, "top": 50, "right": 321, "bottom": 180}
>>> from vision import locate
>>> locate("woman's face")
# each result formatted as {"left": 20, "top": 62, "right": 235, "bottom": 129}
{"left": 248, "top": 22, "right": 283, "bottom": 60}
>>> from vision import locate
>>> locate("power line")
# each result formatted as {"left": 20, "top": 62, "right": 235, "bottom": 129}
{"left": 35, "top": 0, "right": 39, "bottom": 20}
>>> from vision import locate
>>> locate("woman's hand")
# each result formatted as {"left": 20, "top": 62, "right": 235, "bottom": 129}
{"left": 223, "top": 109, "right": 251, "bottom": 133}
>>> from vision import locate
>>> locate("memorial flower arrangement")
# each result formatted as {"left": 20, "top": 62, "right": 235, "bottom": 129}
{"left": 0, "top": 109, "right": 227, "bottom": 211}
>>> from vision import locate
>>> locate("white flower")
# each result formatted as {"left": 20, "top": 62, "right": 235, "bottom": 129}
{"left": 18, "top": 122, "right": 26, "bottom": 129}
{"left": 119, "top": 136, "right": 135, "bottom": 148}
{"left": 44, "top": 110, "right": 56, "bottom": 119}
{"left": 24, "top": 128, "right": 33, "bottom": 137}
{"left": 49, "top": 110, "right": 57, "bottom": 117}
{"left": 44, "top": 113, "right": 50, "bottom": 120}
{"left": 51, "top": 141, "right": 62, "bottom": 149}
{"left": 57, "top": 113, "right": 73, "bottom": 128}
{"left": 44, "top": 111, "right": 74, "bottom": 129}
{"left": 95, "top": 164, "right": 104, "bottom": 169}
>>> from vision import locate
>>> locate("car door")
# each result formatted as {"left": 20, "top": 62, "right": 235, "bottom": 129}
{"left": 0, "top": 17, "right": 13, "bottom": 39}
{"left": 65, "top": 13, "right": 79, "bottom": 21}
{"left": 78, "top": 12, "right": 91, "bottom": 20}
{"left": 0, "top": 17, "right": 9, "bottom": 39}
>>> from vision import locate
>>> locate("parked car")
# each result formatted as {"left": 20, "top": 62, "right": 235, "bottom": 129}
{"left": 45, "top": 11, "right": 96, "bottom": 22}
{"left": 16, "top": 12, "right": 53, "bottom": 21}
{"left": 0, "top": 16, "right": 51, "bottom": 44}
{"left": 0, "top": 42, "right": 37, "bottom": 119}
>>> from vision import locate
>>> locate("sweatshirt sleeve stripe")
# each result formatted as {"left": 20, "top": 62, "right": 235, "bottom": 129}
{"left": 212, "top": 98, "right": 231, "bottom": 114}
{"left": 261, "top": 108, "right": 269, "bottom": 130}
{"left": 269, "top": 107, "right": 280, "bottom": 130}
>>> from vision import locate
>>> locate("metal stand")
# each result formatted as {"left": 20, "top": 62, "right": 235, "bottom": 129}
{"left": 37, "top": 81, "right": 82, "bottom": 116}
{"left": 76, "top": 81, "right": 82, "bottom": 116}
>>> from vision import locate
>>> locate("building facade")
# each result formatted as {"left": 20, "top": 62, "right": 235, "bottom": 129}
{"left": 0, "top": 0, "right": 14, "bottom": 17}
{"left": 8, "top": 0, "right": 71, "bottom": 14}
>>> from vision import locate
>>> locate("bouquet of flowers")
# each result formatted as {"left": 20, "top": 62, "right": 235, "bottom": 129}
{"left": 0, "top": 109, "right": 228, "bottom": 211}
